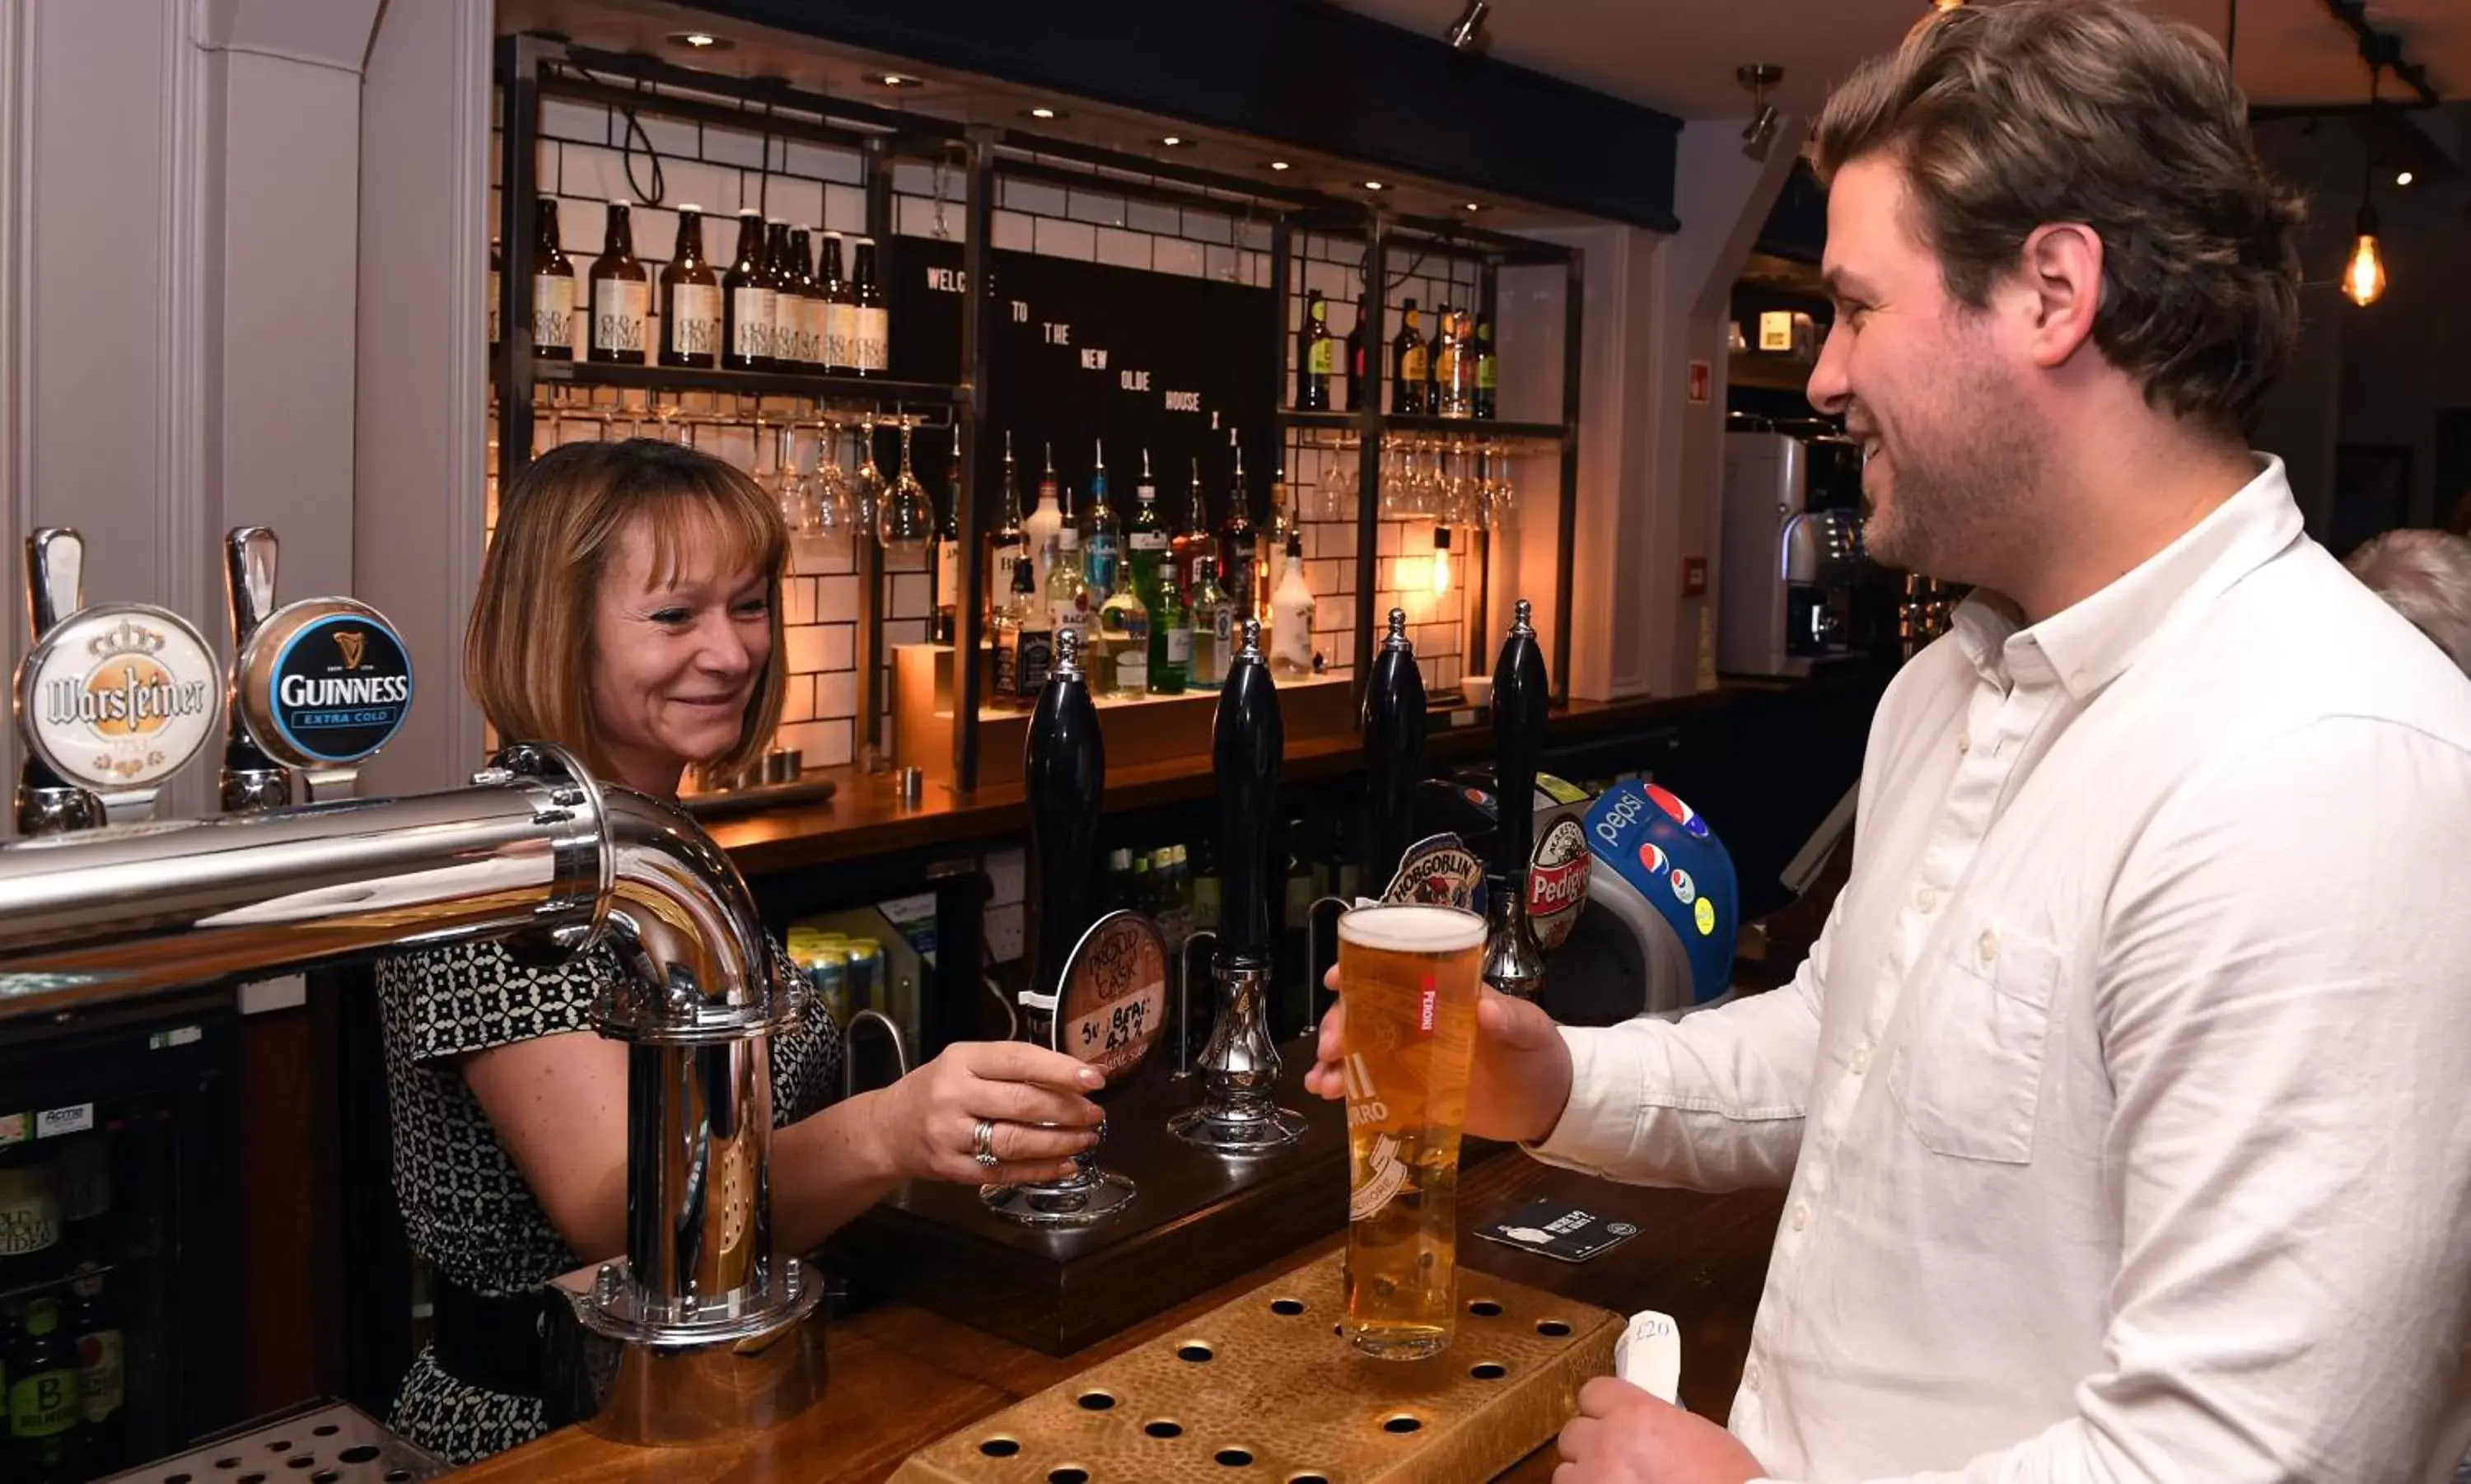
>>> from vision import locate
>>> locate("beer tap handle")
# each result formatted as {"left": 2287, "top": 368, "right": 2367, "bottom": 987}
{"left": 1023, "top": 628, "right": 1105, "bottom": 1031}
{"left": 224, "top": 527, "right": 279, "bottom": 642}
{"left": 1490, "top": 599, "right": 1548, "bottom": 880}
{"left": 219, "top": 526, "right": 293, "bottom": 813}
{"left": 1362, "top": 607, "right": 1425, "bottom": 894}
{"left": 1212, "top": 617, "right": 1282, "bottom": 968}
{"left": 26, "top": 528, "right": 84, "bottom": 638}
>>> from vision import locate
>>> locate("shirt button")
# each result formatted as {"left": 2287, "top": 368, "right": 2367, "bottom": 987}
{"left": 1791, "top": 1202, "right": 1810, "bottom": 1231}
{"left": 1850, "top": 1042, "right": 1872, "bottom": 1075}
{"left": 1744, "top": 1358, "right": 1763, "bottom": 1392}
{"left": 1957, "top": 730, "right": 1972, "bottom": 754}
{"left": 1915, "top": 887, "right": 1941, "bottom": 913}
{"left": 1978, "top": 930, "right": 1999, "bottom": 964}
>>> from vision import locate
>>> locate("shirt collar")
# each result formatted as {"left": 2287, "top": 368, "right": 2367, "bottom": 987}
{"left": 1950, "top": 455, "right": 2304, "bottom": 699}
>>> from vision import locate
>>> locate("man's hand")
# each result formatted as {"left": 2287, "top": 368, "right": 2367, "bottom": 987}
{"left": 1553, "top": 1379, "right": 1765, "bottom": 1484}
{"left": 1300, "top": 965, "right": 1577, "bottom": 1145}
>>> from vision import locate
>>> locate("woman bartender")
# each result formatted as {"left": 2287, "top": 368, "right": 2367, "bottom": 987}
{"left": 377, "top": 438, "right": 1100, "bottom": 1463}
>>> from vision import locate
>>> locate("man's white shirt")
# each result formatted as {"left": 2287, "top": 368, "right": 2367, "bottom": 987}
{"left": 1533, "top": 458, "right": 2471, "bottom": 1482}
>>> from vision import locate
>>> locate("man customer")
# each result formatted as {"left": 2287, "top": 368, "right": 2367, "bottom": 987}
{"left": 2347, "top": 527, "right": 2471, "bottom": 674}
{"left": 1310, "top": 3, "right": 2471, "bottom": 1480}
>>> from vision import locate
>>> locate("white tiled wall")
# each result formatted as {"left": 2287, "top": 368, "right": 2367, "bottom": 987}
{"left": 494, "top": 84, "right": 1297, "bottom": 762}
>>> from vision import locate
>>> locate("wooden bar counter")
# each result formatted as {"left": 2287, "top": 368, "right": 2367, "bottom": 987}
{"left": 451, "top": 1153, "right": 1782, "bottom": 1483}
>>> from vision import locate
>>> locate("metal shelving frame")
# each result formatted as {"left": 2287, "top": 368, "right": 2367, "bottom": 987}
{"left": 494, "top": 33, "right": 1585, "bottom": 788}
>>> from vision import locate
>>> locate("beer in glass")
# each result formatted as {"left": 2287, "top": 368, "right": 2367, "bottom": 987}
{"left": 1338, "top": 903, "right": 1486, "bottom": 1360}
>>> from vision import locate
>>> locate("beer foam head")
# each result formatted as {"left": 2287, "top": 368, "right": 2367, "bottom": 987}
{"left": 1338, "top": 903, "right": 1486, "bottom": 954}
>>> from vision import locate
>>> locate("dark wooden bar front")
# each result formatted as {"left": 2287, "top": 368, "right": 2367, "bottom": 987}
{"left": 449, "top": 1154, "right": 1782, "bottom": 1483}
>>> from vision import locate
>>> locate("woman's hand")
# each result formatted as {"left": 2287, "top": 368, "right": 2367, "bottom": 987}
{"left": 860, "top": 1040, "right": 1108, "bottom": 1186}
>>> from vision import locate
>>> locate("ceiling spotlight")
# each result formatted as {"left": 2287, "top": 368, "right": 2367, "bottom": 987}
{"left": 2396, "top": 169, "right": 2415, "bottom": 186}
{"left": 1157, "top": 135, "right": 1196, "bottom": 149}
{"left": 1364, "top": 180, "right": 1386, "bottom": 191}
{"left": 1446, "top": 0, "right": 1492, "bottom": 52}
{"left": 1932, "top": 0, "right": 1964, "bottom": 10}
{"left": 1463, "top": 201, "right": 1483, "bottom": 212}
{"left": 666, "top": 30, "right": 734, "bottom": 49}
{"left": 1024, "top": 106, "right": 1065, "bottom": 120}
{"left": 875, "top": 72, "right": 923, "bottom": 89}
{"left": 1738, "top": 63, "right": 1783, "bottom": 160}
{"left": 1267, "top": 161, "right": 1293, "bottom": 172}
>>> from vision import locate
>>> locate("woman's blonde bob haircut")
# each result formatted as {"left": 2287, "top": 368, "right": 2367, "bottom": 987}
{"left": 467, "top": 438, "right": 789, "bottom": 787}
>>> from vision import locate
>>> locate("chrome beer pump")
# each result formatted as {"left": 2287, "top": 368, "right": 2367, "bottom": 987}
{"left": 984, "top": 628, "right": 1170, "bottom": 1225}
{"left": 1481, "top": 599, "right": 1551, "bottom": 1001}
{"left": 217, "top": 526, "right": 416, "bottom": 810}
{"left": 1170, "top": 618, "right": 1308, "bottom": 1154}
{"left": 0, "top": 743, "right": 826, "bottom": 1445}
{"left": 14, "top": 527, "right": 222, "bottom": 833}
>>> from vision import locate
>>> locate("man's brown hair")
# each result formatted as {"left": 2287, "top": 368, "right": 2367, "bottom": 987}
{"left": 469, "top": 438, "right": 788, "bottom": 786}
{"left": 1810, "top": 0, "right": 2305, "bottom": 430}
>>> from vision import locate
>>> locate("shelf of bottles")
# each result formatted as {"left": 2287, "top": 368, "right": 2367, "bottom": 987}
{"left": 1266, "top": 217, "right": 1582, "bottom": 705}
{"left": 494, "top": 35, "right": 1582, "bottom": 789}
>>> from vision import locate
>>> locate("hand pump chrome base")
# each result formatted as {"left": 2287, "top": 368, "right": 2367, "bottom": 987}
{"left": 0, "top": 744, "right": 823, "bottom": 1446}
{"left": 1171, "top": 618, "right": 1308, "bottom": 1155}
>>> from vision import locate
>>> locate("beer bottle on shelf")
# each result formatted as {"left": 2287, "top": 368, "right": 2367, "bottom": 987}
{"left": 1345, "top": 296, "right": 1370, "bottom": 413}
{"left": 1390, "top": 298, "right": 1427, "bottom": 415}
{"left": 67, "top": 1265, "right": 120, "bottom": 1477}
{"left": 7, "top": 1297, "right": 78, "bottom": 1484}
{"left": 1269, "top": 534, "right": 1315, "bottom": 679}
{"left": 0, "top": 1145, "right": 62, "bottom": 1296}
{"left": 1150, "top": 561, "right": 1190, "bottom": 696}
{"left": 789, "top": 226, "right": 825, "bottom": 368}
{"left": 989, "top": 432, "right": 1029, "bottom": 625}
{"left": 531, "top": 197, "right": 575, "bottom": 361}
{"left": 1217, "top": 441, "right": 1259, "bottom": 621}
{"left": 723, "top": 208, "right": 773, "bottom": 371}
{"left": 1297, "top": 289, "right": 1334, "bottom": 411}
{"left": 659, "top": 205, "right": 721, "bottom": 368}
{"left": 488, "top": 239, "right": 501, "bottom": 353}
{"left": 587, "top": 200, "right": 650, "bottom": 364}
{"left": 1082, "top": 441, "right": 1121, "bottom": 604}
{"left": 762, "top": 219, "right": 798, "bottom": 370}
{"left": 1025, "top": 445, "right": 1066, "bottom": 591}
{"left": 1259, "top": 468, "right": 1294, "bottom": 621}
{"left": 1429, "top": 307, "right": 1461, "bottom": 418}
{"left": 820, "top": 231, "right": 855, "bottom": 374}
{"left": 1105, "top": 848, "right": 1134, "bottom": 914}
{"left": 1188, "top": 556, "right": 1233, "bottom": 690}
{"left": 1174, "top": 455, "right": 1217, "bottom": 594}
{"left": 851, "top": 236, "right": 890, "bottom": 376}
{"left": 1130, "top": 852, "right": 1156, "bottom": 917}
{"left": 992, "top": 549, "right": 1053, "bottom": 712}
{"left": 50, "top": 1136, "right": 110, "bottom": 1273}
{"left": 1474, "top": 314, "right": 1498, "bottom": 419}
{"left": 1189, "top": 832, "right": 1221, "bottom": 937}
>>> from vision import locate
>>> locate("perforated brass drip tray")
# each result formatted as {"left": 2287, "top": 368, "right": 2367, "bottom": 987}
{"left": 892, "top": 1247, "right": 1620, "bottom": 1484}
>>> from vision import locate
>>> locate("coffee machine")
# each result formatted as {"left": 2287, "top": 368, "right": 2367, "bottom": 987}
{"left": 1717, "top": 422, "right": 1865, "bottom": 677}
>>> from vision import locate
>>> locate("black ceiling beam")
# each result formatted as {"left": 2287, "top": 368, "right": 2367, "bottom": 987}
{"left": 2321, "top": 0, "right": 2443, "bottom": 109}
{"left": 675, "top": 0, "right": 1683, "bottom": 233}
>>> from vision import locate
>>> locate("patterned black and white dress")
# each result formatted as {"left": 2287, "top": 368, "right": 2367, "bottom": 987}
{"left": 378, "top": 938, "right": 838, "bottom": 1465}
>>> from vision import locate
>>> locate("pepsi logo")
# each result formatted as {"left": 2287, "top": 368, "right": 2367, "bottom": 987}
{"left": 1669, "top": 868, "right": 1696, "bottom": 905}
{"left": 1638, "top": 842, "right": 1669, "bottom": 875}
{"left": 1646, "top": 783, "right": 1698, "bottom": 827}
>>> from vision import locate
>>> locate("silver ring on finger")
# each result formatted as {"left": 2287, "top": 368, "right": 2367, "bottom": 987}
{"left": 973, "top": 1118, "right": 1000, "bottom": 1168}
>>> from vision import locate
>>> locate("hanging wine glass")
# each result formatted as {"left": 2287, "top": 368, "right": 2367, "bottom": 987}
{"left": 1490, "top": 450, "right": 1519, "bottom": 532}
{"left": 810, "top": 418, "right": 857, "bottom": 559}
{"left": 877, "top": 416, "right": 935, "bottom": 557}
{"left": 773, "top": 422, "right": 831, "bottom": 568}
{"left": 848, "top": 417, "right": 887, "bottom": 535}
{"left": 1380, "top": 437, "right": 1416, "bottom": 520}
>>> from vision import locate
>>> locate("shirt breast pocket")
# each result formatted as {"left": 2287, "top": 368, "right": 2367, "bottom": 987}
{"left": 1889, "top": 914, "right": 2062, "bottom": 1164}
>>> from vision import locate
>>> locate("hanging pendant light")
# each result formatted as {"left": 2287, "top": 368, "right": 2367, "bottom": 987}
{"left": 2343, "top": 61, "right": 2388, "bottom": 307}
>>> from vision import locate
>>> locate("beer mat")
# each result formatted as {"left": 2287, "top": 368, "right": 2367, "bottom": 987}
{"left": 1475, "top": 1198, "right": 1643, "bottom": 1263}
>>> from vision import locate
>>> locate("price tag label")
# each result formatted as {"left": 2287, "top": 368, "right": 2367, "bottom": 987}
{"left": 1053, "top": 909, "right": 1169, "bottom": 1081}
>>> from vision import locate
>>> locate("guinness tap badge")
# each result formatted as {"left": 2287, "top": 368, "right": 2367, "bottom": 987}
{"left": 16, "top": 603, "right": 222, "bottom": 790}
{"left": 238, "top": 599, "right": 415, "bottom": 768}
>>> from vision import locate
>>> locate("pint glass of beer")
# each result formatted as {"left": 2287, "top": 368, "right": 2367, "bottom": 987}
{"left": 1337, "top": 903, "right": 1487, "bottom": 1360}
